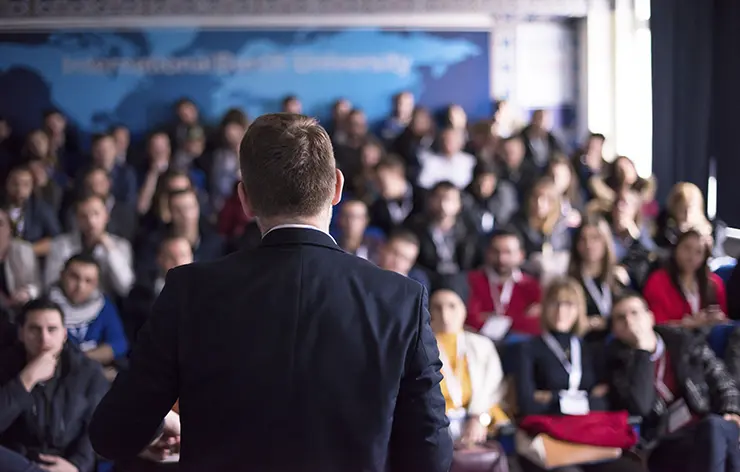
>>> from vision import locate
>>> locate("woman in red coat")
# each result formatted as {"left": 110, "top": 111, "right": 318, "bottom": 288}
{"left": 643, "top": 229, "right": 727, "bottom": 327}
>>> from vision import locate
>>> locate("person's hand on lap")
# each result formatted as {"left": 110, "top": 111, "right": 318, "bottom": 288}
{"left": 37, "top": 454, "right": 78, "bottom": 472}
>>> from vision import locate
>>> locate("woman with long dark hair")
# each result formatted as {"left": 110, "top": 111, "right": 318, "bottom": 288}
{"left": 643, "top": 229, "right": 727, "bottom": 327}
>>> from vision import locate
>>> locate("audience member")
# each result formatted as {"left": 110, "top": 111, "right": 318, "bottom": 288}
{"left": 48, "top": 254, "right": 128, "bottom": 380}
{"left": 606, "top": 189, "right": 656, "bottom": 288}
{"left": 90, "top": 133, "right": 137, "bottom": 208}
{"left": 520, "top": 109, "right": 562, "bottom": 170}
{"left": 391, "top": 106, "right": 435, "bottom": 183}
{"left": 380, "top": 91, "right": 415, "bottom": 142}
{"left": 429, "top": 286, "right": 507, "bottom": 444}
{"left": 0, "top": 297, "right": 108, "bottom": 472}
{"left": 335, "top": 200, "right": 382, "bottom": 261}
{"left": 374, "top": 228, "right": 430, "bottom": 290}
{"left": 417, "top": 127, "right": 476, "bottom": 190}
{"left": 643, "top": 229, "right": 727, "bottom": 328}
{"left": 546, "top": 154, "right": 583, "bottom": 229}
{"left": 462, "top": 161, "right": 519, "bottom": 235}
{"left": 608, "top": 293, "right": 740, "bottom": 472}
{"left": 498, "top": 135, "right": 539, "bottom": 204}
{"left": 466, "top": 230, "right": 542, "bottom": 338}
{"left": 2, "top": 164, "right": 61, "bottom": 257}
{"left": 46, "top": 193, "right": 134, "bottom": 298}
{"left": 573, "top": 132, "right": 607, "bottom": 202}
{"left": 368, "top": 155, "right": 424, "bottom": 235}
{"left": 0, "top": 208, "right": 40, "bottom": 319}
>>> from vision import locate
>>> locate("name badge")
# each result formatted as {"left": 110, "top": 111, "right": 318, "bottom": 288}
{"left": 559, "top": 390, "right": 590, "bottom": 416}
{"left": 667, "top": 398, "right": 692, "bottom": 433}
{"left": 480, "top": 314, "right": 513, "bottom": 341}
{"left": 447, "top": 408, "right": 467, "bottom": 441}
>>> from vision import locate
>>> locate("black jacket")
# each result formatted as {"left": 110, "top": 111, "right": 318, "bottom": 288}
{"left": 0, "top": 343, "right": 108, "bottom": 472}
{"left": 90, "top": 228, "right": 453, "bottom": 472}
{"left": 607, "top": 326, "right": 740, "bottom": 441}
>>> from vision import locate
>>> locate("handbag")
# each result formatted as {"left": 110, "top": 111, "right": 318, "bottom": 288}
{"left": 451, "top": 441, "right": 509, "bottom": 472}
{"left": 515, "top": 430, "right": 622, "bottom": 470}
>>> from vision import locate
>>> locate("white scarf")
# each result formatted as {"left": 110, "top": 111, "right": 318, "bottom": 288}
{"left": 48, "top": 285, "right": 105, "bottom": 328}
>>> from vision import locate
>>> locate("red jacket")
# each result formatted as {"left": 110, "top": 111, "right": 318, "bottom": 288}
{"left": 643, "top": 268, "right": 727, "bottom": 325}
{"left": 519, "top": 410, "right": 638, "bottom": 449}
{"left": 466, "top": 269, "right": 542, "bottom": 335}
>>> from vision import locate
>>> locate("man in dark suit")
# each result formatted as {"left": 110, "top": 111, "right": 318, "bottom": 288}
{"left": 89, "top": 113, "right": 453, "bottom": 472}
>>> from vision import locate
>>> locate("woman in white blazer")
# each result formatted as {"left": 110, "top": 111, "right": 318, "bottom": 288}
{"left": 0, "top": 208, "right": 41, "bottom": 316}
{"left": 430, "top": 285, "right": 507, "bottom": 446}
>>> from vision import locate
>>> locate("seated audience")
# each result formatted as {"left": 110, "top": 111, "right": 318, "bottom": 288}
{"left": 26, "top": 156, "right": 63, "bottom": 213}
{"left": 45, "top": 193, "right": 134, "bottom": 299}
{"left": 2, "top": 164, "right": 61, "bottom": 257}
{"left": 380, "top": 91, "right": 414, "bottom": 143}
{"left": 209, "top": 112, "right": 246, "bottom": 211}
{"left": 573, "top": 132, "right": 607, "bottom": 202}
{"left": 351, "top": 140, "right": 385, "bottom": 203}
{"left": 0, "top": 208, "right": 40, "bottom": 319}
{"left": 335, "top": 200, "right": 382, "bottom": 261}
{"left": 568, "top": 215, "right": 626, "bottom": 341}
{"left": 368, "top": 156, "right": 424, "bottom": 236}
{"left": 136, "top": 131, "right": 173, "bottom": 216}
{"left": 333, "top": 109, "right": 373, "bottom": 195}
{"left": 416, "top": 127, "right": 476, "bottom": 190}
{"left": 462, "top": 161, "right": 519, "bottom": 235}
{"left": 520, "top": 109, "right": 562, "bottom": 170}
{"left": 124, "top": 236, "right": 193, "bottom": 344}
{"left": 429, "top": 286, "right": 507, "bottom": 444}
{"left": 0, "top": 297, "right": 108, "bottom": 472}
{"left": 655, "top": 182, "right": 727, "bottom": 260}
{"left": 498, "top": 135, "right": 539, "bottom": 204}
{"left": 89, "top": 133, "right": 137, "bottom": 208}
{"left": 48, "top": 254, "right": 128, "bottom": 379}
{"left": 607, "top": 293, "right": 740, "bottom": 472}
{"left": 643, "top": 229, "right": 727, "bottom": 328}
{"left": 546, "top": 154, "right": 583, "bottom": 229}
{"left": 606, "top": 189, "right": 656, "bottom": 289}
{"left": 406, "top": 181, "right": 480, "bottom": 287}
{"left": 373, "top": 229, "right": 429, "bottom": 290}
{"left": 509, "top": 177, "right": 571, "bottom": 258}
{"left": 515, "top": 277, "right": 636, "bottom": 472}
{"left": 590, "top": 155, "right": 656, "bottom": 219}
{"left": 466, "top": 230, "right": 542, "bottom": 338}
{"left": 137, "top": 188, "right": 224, "bottom": 272}
{"left": 465, "top": 119, "right": 499, "bottom": 162}
{"left": 391, "top": 106, "right": 435, "bottom": 184}
{"left": 64, "top": 166, "right": 137, "bottom": 242}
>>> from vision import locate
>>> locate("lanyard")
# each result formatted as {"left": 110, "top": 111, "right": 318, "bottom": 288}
{"left": 653, "top": 337, "right": 674, "bottom": 402}
{"left": 582, "top": 275, "right": 612, "bottom": 316}
{"left": 542, "top": 333, "right": 582, "bottom": 392}
{"left": 487, "top": 269, "right": 519, "bottom": 317}
{"left": 438, "top": 334, "right": 467, "bottom": 409}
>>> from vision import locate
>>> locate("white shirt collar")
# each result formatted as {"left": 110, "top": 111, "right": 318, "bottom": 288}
{"left": 649, "top": 334, "right": 665, "bottom": 361}
{"left": 262, "top": 224, "right": 337, "bottom": 244}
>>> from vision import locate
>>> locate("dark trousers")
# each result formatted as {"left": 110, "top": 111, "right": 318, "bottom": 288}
{"left": 0, "top": 446, "right": 44, "bottom": 472}
{"left": 519, "top": 455, "right": 643, "bottom": 472}
{"left": 648, "top": 414, "right": 740, "bottom": 472}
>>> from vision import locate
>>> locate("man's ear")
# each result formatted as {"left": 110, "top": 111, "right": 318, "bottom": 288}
{"left": 237, "top": 181, "right": 254, "bottom": 219}
{"left": 332, "top": 168, "right": 345, "bottom": 207}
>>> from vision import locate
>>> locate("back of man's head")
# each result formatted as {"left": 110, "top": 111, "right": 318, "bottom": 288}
{"left": 239, "top": 113, "right": 336, "bottom": 219}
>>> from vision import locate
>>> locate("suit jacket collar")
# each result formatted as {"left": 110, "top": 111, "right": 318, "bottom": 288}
{"left": 260, "top": 226, "right": 342, "bottom": 253}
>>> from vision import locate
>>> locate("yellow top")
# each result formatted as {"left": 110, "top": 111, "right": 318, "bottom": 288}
{"left": 436, "top": 332, "right": 473, "bottom": 413}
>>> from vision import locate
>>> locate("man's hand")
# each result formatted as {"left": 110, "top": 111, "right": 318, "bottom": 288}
{"left": 534, "top": 390, "right": 552, "bottom": 404}
{"left": 145, "top": 410, "right": 181, "bottom": 461}
{"left": 10, "top": 288, "right": 31, "bottom": 306}
{"left": 460, "top": 418, "right": 488, "bottom": 446}
{"left": 20, "top": 351, "right": 58, "bottom": 391}
{"left": 591, "top": 384, "right": 609, "bottom": 398}
{"left": 37, "top": 454, "right": 78, "bottom": 472}
{"left": 724, "top": 413, "right": 740, "bottom": 428}
{"left": 99, "top": 232, "right": 115, "bottom": 251}
{"left": 588, "top": 316, "right": 608, "bottom": 331}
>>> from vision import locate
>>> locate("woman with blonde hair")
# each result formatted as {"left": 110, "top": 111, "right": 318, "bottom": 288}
{"left": 429, "top": 285, "right": 508, "bottom": 446}
{"left": 515, "top": 277, "right": 638, "bottom": 472}
{"left": 655, "top": 182, "right": 726, "bottom": 259}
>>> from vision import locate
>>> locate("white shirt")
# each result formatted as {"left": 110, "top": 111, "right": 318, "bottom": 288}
{"left": 262, "top": 224, "right": 337, "bottom": 244}
{"left": 416, "top": 150, "right": 476, "bottom": 190}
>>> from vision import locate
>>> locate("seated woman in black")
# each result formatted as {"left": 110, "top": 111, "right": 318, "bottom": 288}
{"left": 515, "top": 277, "right": 639, "bottom": 472}
{"left": 568, "top": 214, "right": 625, "bottom": 342}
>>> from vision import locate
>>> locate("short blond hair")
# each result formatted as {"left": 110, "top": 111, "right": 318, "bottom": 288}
{"left": 541, "top": 277, "right": 589, "bottom": 337}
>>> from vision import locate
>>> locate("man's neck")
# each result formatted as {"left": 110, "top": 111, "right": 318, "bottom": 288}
{"left": 583, "top": 261, "right": 603, "bottom": 278}
{"left": 259, "top": 214, "right": 331, "bottom": 236}
{"left": 82, "top": 231, "right": 102, "bottom": 249}
{"left": 490, "top": 267, "right": 514, "bottom": 280}
{"left": 433, "top": 216, "right": 456, "bottom": 232}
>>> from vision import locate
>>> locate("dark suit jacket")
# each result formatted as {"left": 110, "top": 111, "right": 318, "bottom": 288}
{"left": 89, "top": 227, "right": 452, "bottom": 472}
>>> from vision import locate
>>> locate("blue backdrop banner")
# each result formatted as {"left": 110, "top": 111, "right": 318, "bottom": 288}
{"left": 0, "top": 28, "right": 491, "bottom": 139}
